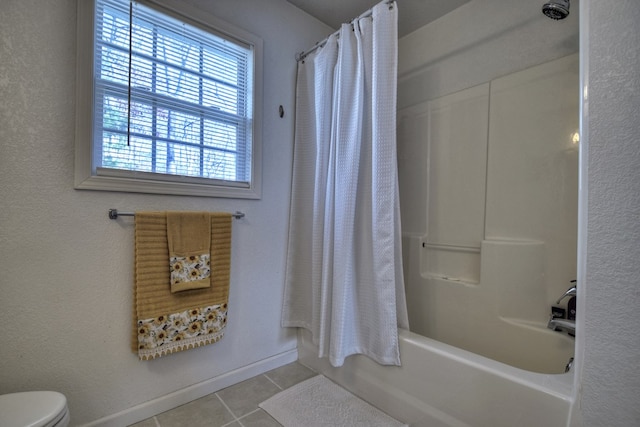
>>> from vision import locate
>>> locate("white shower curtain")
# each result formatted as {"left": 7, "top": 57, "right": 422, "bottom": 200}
{"left": 283, "top": 1, "right": 408, "bottom": 368}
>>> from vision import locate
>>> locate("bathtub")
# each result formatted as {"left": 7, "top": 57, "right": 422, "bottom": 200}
{"left": 404, "top": 236, "right": 576, "bottom": 374}
{"left": 298, "top": 328, "right": 574, "bottom": 427}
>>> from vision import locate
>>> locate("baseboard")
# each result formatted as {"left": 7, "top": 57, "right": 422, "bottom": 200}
{"left": 81, "top": 349, "right": 298, "bottom": 427}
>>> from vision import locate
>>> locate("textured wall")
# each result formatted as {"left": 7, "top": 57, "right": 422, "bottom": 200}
{"left": 580, "top": 0, "right": 640, "bottom": 425}
{"left": 0, "top": 0, "right": 331, "bottom": 425}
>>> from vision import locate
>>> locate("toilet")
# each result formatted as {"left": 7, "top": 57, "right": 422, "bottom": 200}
{"left": 0, "top": 391, "right": 69, "bottom": 427}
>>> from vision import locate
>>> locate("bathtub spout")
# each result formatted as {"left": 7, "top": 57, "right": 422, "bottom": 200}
{"left": 548, "top": 317, "right": 576, "bottom": 335}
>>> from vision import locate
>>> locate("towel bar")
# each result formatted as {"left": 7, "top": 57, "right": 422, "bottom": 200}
{"left": 108, "top": 209, "right": 245, "bottom": 220}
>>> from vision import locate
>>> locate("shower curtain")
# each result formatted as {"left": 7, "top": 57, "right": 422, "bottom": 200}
{"left": 282, "top": 1, "right": 408, "bottom": 368}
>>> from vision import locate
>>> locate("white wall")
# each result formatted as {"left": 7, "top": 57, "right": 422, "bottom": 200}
{"left": 0, "top": 0, "right": 332, "bottom": 425}
{"left": 578, "top": 0, "right": 640, "bottom": 425}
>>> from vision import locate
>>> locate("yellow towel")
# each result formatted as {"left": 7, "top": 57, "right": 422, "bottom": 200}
{"left": 133, "top": 212, "right": 232, "bottom": 360}
{"left": 167, "top": 211, "right": 212, "bottom": 293}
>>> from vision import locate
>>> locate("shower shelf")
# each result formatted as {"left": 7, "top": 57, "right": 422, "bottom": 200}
{"left": 422, "top": 242, "right": 481, "bottom": 253}
{"left": 421, "top": 273, "right": 479, "bottom": 286}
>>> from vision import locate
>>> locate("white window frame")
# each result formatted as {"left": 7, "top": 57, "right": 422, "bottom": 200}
{"left": 75, "top": 0, "right": 263, "bottom": 198}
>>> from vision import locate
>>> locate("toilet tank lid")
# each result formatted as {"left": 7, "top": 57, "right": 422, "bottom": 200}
{"left": 0, "top": 391, "right": 67, "bottom": 427}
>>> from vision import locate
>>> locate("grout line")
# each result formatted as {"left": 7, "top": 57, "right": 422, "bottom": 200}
{"left": 263, "top": 373, "right": 284, "bottom": 390}
{"left": 215, "top": 392, "right": 241, "bottom": 424}
{"left": 238, "top": 408, "right": 262, "bottom": 419}
{"left": 220, "top": 407, "right": 266, "bottom": 427}
{"left": 235, "top": 408, "right": 263, "bottom": 427}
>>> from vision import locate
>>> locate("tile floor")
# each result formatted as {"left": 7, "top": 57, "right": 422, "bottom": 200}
{"left": 128, "top": 362, "right": 317, "bottom": 427}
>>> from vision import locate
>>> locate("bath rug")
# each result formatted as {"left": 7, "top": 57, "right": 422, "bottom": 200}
{"left": 259, "top": 375, "right": 407, "bottom": 427}
{"left": 133, "top": 211, "right": 232, "bottom": 360}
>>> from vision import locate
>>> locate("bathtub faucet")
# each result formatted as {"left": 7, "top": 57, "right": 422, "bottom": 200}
{"left": 547, "top": 317, "right": 575, "bottom": 335}
{"left": 548, "top": 281, "right": 577, "bottom": 336}
{"left": 555, "top": 281, "right": 577, "bottom": 304}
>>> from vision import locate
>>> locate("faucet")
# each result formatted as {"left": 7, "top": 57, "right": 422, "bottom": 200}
{"left": 555, "top": 281, "right": 577, "bottom": 304}
{"left": 548, "top": 280, "right": 577, "bottom": 335}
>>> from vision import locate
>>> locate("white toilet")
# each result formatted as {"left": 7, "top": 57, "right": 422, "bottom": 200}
{"left": 0, "top": 391, "right": 69, "bottom": 427}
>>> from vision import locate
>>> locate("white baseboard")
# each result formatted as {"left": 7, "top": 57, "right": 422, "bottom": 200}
{"left": 81, "top": 349, "right": 298, "bottom": 427}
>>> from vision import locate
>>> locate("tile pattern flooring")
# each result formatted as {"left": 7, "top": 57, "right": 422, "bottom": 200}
{"left": 129, "top": 362, "right": 317, "bottom": 427}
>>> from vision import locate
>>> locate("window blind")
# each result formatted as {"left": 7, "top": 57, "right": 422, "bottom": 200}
{"left": 94, "top": 0, "right": 253, "bottom": 185}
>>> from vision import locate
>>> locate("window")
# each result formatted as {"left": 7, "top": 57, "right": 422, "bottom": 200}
{"left": 75, "top": 0, "right": 262, "bottom": 198}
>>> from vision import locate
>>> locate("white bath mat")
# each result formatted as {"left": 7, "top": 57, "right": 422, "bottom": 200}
{"left": 259, "top": 375, "right": 407, "bottom": 427}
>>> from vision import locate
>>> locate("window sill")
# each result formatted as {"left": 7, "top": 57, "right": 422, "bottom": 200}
{"left": 74, "top": 173, "right": 261, "bottom": 199}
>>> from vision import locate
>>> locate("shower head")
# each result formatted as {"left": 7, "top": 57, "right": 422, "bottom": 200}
{"left": 542, "top": 0, "right": 570, "bottom": 20}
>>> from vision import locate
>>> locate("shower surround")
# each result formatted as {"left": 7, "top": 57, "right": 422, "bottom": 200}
{"left": 399, "top": 54, "right": 579, "bottom": 373}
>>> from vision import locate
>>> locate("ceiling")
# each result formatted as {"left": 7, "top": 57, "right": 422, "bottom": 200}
{"left": 286, "top": 0, "right": 471, "bottom": 38}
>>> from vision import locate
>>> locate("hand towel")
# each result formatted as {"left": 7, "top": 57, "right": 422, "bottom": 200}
{"left": 167, "top": 211, "right": 212, "bottom": 293}
{"left": 133, "top": 212, "right": 232, "bottom": 360}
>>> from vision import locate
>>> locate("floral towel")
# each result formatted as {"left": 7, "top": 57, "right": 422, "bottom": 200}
{"left": 170, "top": 253, "right": 211, "bottom": 289}
{"left": 137, "top": 304, "right": 227, "bottom": 358}
{"left": 134, "top": 212, "right": 232, "bottom": 360}
{"left": 166, "top": 211, "right": 212, "bottom": 293}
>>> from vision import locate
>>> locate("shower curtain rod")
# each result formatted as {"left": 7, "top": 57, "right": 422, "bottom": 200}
{"left": 108, "top": 208, "right": 245, "bottom": 220}
{"left": 295, "top": 0, "right": 396, "bottom": 62}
